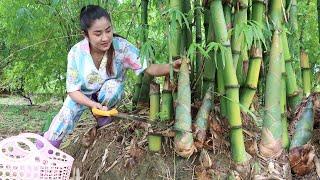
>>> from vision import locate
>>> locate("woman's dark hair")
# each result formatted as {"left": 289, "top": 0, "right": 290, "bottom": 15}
{"left": 80, "top": 5, "right": 114, "bottom": 76}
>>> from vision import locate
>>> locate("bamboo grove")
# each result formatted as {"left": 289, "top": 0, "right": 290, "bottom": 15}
{"left": 131, "top": 0, "right": 320, "bottom": 176}
{"left": 0, "top": 0, "right": 319, "bottom": 177}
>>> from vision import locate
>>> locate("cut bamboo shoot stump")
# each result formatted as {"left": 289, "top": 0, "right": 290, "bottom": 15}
{"left": 148, "top": 135, "right": 162, "bottom": 152}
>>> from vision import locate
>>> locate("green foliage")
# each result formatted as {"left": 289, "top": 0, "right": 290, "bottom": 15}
{"left": 297, "top": 0, "right": 320, "bottom": 86}
{"left": 0, "top": 0, "right": 169, "bottom": 101}
{"left": 206, "top": 42, "right": 229, "bottom": 69}
{"left": 0, "top": 0, "right": 319, "bottom": 102}
{"left": 140, "top": 40, "right": 155, "bottom": 64}
{"left": 162, "top": 6, "right": 191, "bottom": 34}
{"left": 187, "top": 40, "right": 230, "bottom": 70}
{"left": 233, "top": 20, "right": 269, "bottom": 51}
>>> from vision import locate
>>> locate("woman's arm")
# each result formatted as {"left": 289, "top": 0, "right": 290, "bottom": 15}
{"left": 145, "top": 59, "right": 181, "bottom": 77}
{"left": 68, "top": 91, "right": 108, "bottom": 110}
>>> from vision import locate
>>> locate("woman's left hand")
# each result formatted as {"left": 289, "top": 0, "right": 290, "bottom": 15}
{"left": 173, "top": 59, "right": 182, "bottom": 72}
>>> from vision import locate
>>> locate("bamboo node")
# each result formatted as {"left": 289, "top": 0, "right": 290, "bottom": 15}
{"left": 243, "top": 85, "right": 257, "bottom": 90}
{"left": 285, "top": 59, "right": 293, "bottom": 63}
{"left": 281, "top": 72, "right": 287, "bottom": 77}
{"left": 250, "top": 47, "right": 263, "bottom": 58}
{"left": 236, "top": 2, "right": 249, "bottom": 10}
{"left": 232, "top": 50, "right": 241, "bottom": 55}
{"left": 203, "top": 77, "right": 215, "bottom": 83}
{"left": 225, "top": 84, "right": 240, "bottom": 89}
{"left": 287, "top": 91, "right": 301, "bottom": 97}
{"left": 230, "top": 125, "right": 243, "bottom": 130}
{"left": 301, "top": 67, "right": 311, "bottom": 71}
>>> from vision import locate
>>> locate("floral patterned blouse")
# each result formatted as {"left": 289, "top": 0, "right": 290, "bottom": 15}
{"left": 66, "top": 36, "right": 147, "bottom": 96}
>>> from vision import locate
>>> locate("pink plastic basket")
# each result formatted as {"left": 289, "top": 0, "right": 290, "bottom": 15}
{"left": 0, "top": 133, "right": 74, "bottom": 180}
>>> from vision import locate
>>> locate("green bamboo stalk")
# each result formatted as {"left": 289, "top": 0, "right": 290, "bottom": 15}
{"left": 280, "top": 37, "right": 289, "bottom": 149}
{"left": 182, "top": 0, "right": 192, "bottom": 51}
{"left": 203, "top": 4, "right": 216, "bottom": 99}
{"left": 133, "top": 0, "right": 149, "bottom": 106}
{"left": 160, "top": 76, "right": 173, "bottom": 121}
{"left": 148, "top": 81, "right": 161, "bottom": 152}
{"left": 223, "top": 1, "right": 232, "bottom": 30}
{"left": 203, "top": 6, "right": 210, "bottom": 43}
{"left": 203, "top": 54, "right": 216, "bottom": 99}
{"left": 210, "top": 0, "right": 247, "bottom": 163}
{"left": 141, "top": 0, "right": 148, "bottom": 43}
{"left": 240, "top": 47, "right": 263, "bottom": 109}
{"left": 218, "top": 1, "right": 233, "bottom": 117}
{"left": 174, "top": 58, "right": 195, "bottom": 158}
{"left": 247, "top": 0, "right": 252, "bottom": 19}
{"left": 195, "top": 0, "right": 203, "bottom": 99}
{"left": 259, "top": 51, "right": 269, "bottom": 106}
{"left": 288, "top": 0, "right": 299, "bottom": 61}
{"left": 318, "top": 0, "right": 320, "bottom": 44}
{"left": 132, "top": 74, "right": 142, "bottom": 108}
{"left": 236, "top": 46, "right": 249, "bottom": 86}
{"left": 282, "top": 31, "right": 301, "bottom": 112}
{"left": 182, "top": 0, "right": 193, "bottom": 83}
{"left": 139, "top": 73, "right": 153, "bottom": 104}
{"left": 149, "top": 81, "right": 160, "bottom": 121}
{"left": 231, "top": 0, "right": 248, "bottom": 68}
{"left": 239, "top": 0, "right": 265, "bottom": 110}
{"left": 195, "top": 87, "right": 213, "bottom": 145}
{"left": 169, "top": 0, "right": 183, "bottom": 58}
{"left": 281, "top": 82, "right": 289, "bottom": 149}
{"left": 217, "top": 65, "right": 227, "bottom": 117}
{"left": 269, "top": 0, "right": 282, "bottom": 29}
{"left": 300, "top": 51, "right": 312, "bottom": 96}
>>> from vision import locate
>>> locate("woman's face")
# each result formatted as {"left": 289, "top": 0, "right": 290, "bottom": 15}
{"left": 86, "top": 17, "right": 113, "bottom": 53}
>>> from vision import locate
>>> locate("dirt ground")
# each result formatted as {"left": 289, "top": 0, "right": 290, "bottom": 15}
{"left": 1, "top": 95, "right": 319, "bottom": 179}
{"left": 62, "top": 109, "right": 320, "bottom": 180}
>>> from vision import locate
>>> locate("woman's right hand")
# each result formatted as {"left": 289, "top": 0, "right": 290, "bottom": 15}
{"left": 92, "top": 102, "right": 108, "bottom": 111}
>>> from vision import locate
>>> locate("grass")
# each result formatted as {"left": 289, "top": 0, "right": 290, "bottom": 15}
{"left": 0, "top": 95, "right": 96, "bottom": 135}
{"left": 0, "top": 104, "right": 60, "bottom": 134}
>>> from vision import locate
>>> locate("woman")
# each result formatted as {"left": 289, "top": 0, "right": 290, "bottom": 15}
{"left": 42, "top": 5, "right": 181, "bottom": 148}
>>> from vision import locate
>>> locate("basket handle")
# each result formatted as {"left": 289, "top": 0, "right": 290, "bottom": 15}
{"left": 18, "top": 133, "right": 75, "bottom": 163}
{"left": 0, "top": 135, "right": 39, "bottom": 161}
{"left": 18, "top": 133, "right": 56, "bottom": 150}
